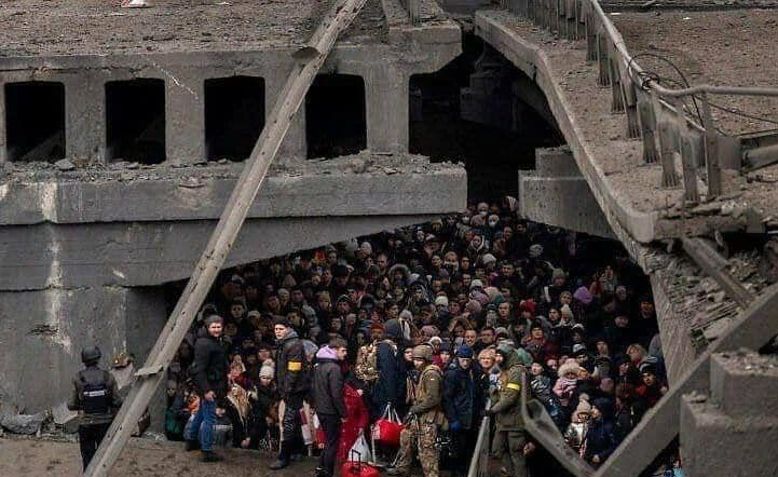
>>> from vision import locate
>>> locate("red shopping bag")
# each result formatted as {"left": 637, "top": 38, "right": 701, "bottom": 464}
{"left": 371, "top": 404, "right": 403, "bottom": 447}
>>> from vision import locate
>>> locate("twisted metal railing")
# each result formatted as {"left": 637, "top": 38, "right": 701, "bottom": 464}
{"left": 500, "top": 0, "right": 778, "bottom": 204}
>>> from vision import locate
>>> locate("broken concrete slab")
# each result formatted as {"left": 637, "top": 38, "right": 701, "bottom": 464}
{"left": 0, "top": 411, "right": 47, "bottom": 435}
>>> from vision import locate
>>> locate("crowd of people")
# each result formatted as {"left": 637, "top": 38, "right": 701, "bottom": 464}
{"left": 163, "top": 197, "right": 669, "bottom": 476}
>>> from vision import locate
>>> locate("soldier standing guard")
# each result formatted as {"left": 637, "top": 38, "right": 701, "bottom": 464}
{"left": 488, "top": 342, "right": 532, "bottom": 477}
{"left": 68, "top": 346, "right": 123, "bottom": 472}
{"left": 388, "top": 344, "right": 445, "bottom": 477}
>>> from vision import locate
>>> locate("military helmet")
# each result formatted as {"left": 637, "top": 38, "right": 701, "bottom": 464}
{"left": 81, "top": 346, "right": 102, "bottom": 364}
{"left": 411, "top": 344, "right": 433, "bottom": 362}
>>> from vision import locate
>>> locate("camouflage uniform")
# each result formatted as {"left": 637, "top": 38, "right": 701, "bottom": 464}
{"left": 393, "top": 362, "right": 444, "bottom": 477}
{"left": 489, "top": 351, "right": 527, "bottom": 477}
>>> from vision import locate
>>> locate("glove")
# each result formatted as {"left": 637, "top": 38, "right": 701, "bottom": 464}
{"left": 449, "top": 420, "right": 462, "bottom": 432}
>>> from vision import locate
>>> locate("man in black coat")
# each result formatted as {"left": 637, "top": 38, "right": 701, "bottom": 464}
{"left": 443, "top": 345, "right": 479, "bottom": 476}
{"left": 312, "top": 338, "right": 348, "bottom": 477}
{"left": 185, "top": 314, "right": 228, "bottom": 462}
{"left": 270, "top": 316, "right": 308, "bottom": 470}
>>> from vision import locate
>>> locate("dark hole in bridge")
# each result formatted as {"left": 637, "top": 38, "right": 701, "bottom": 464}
{"left": 4, "top": 81, "right": 66, "bottom": 162}
{"left": 305, "top": 74, "right": 366, "bottom": 159}
{"left": 105, "top": 78, "right": 166, "bottom": 164}
{"left": 205, "top": 76, "right": 266, "bottom": 162}
{"left": 409, "top": 36, "right": 563, "bottom": 201}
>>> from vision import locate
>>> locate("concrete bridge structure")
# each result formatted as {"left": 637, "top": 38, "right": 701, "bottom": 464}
{"left": 0, "top": 1, "right": 776, "bottom": 475}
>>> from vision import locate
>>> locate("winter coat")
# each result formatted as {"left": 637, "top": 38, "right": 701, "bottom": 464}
{"left": 489, "top": 352, "right": 525, "bottom": 431}
{"left": 443, "top": 361, "right": 477, "bottom": 430}
{"left": 190, "top": 327, "right": 229, "bottom": 397}
{"left": 583, "top": 398, "right": 617, "bottom": 464}
{"left": 409, "top": 364, "right": 445, "bottom": 425}
{"left": 371, "top": 339, "right": 405, "bottom": 413}
{"left": 337, "top": 384, "right": 370, "bottom": 462}
{"left": 312, "top": 346, "right": 347, "bottom": 418}
{"left": 275, "top": 330, "right": 308, "bottom": 398}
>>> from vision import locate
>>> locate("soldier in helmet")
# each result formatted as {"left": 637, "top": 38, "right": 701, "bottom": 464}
{"left": 68, "top": 346, "right": 122, "bottom": 471}
{"left": 388, "top": 344, "right": 444, "bottom": 477}
{"left": 488, "top": 342, "right": 532, "bottom": 477}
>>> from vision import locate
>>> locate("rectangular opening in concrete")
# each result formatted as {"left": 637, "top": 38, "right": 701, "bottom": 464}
{"left": 204, "top": 76, "right": 266, "bottom": 162}
{"left": 105, "top": 79, "right": 165, "bottom": 164}
{"left": 4, "top": 81, "right": 66, "bottom": 162}
{"left": 305, "top": 74, "right": 366, "bottom": 159}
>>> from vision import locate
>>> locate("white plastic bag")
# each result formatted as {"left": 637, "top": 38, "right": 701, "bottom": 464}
{"left": 348, "top": 430, "right": 373, "bottom": 463}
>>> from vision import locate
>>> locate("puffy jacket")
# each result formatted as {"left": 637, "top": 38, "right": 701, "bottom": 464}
{"left": 443, "top": 361, "right": 477, "bottom": 430}
{"left": 275, "top": 330, "right": 308, "bottom": 398}
{"left": 312, "top": 346, "right": 347, "bottom": 417}
{"left": 190, "top": 327, "right": 228, "bottom": 397}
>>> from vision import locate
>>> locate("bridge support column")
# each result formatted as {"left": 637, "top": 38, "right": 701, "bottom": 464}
{"left": 519, "top": 147, "right": 614, "bottom": 238}
{"left": 65, "top": 74, "right": 106, "bottom": 163}
{"left": 365, "top": 66, "right": 408, "bottom": 153}
{"left": 267, "top": 74, "right": 307, "bottom": 163}
{"left": 166, "top": 71, "right": 206, "bottom": 165}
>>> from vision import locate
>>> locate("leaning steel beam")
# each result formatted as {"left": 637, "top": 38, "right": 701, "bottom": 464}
{"left": 521, "top": 373, "right": 595, "bottom": 477}
{"left": 594, "top": 281, "right": 778, "bottom": 477}
{"left": 84, "top": 1, "right": 369, "bottom": 475}
{"left": 681, "top": 237, "right": 756, "bottom": 308}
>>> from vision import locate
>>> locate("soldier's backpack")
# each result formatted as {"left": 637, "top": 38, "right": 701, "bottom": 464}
{"left": 355, "top": 340, "right": 396, "bottom": 383}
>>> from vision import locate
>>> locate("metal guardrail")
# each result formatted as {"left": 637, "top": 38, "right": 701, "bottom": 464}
{"left": 500, "top": 0, "right": 778, "bottom": 203}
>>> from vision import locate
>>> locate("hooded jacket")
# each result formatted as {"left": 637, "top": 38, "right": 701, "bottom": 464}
{"left": 190, "top": 326, "right": 228, "bottom": 397}
{"left": 275, "top": 329, "right": 308, "bottom": 398}
{"left": 443, "top": 359, "right": 478, "bottom": 430}
{"left": 312, "top": 346, "right": 347, "bottom": 417}
{"left": 584, "top": 398, "right": 617, "bottom": 463}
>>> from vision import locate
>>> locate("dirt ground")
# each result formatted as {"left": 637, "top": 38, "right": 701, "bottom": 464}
{"left": 0, "top": 0, "right": 389, "bottom": 57}
{"left": 0, "top": 435, "right": 316, "bottom": 477}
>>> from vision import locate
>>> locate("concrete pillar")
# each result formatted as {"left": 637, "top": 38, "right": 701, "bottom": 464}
{"left": 0, "top": 286, "right": 167, "bottom": 413}
{"left": 518, "top": 147, "right": 615, "bottom": 238}
{"left": 165, "top": 72, "right": 205, "bottom": 165}
{"left": 681, "top": 351, "right": 778, "bottom": 477}
{"left": 267, "top": 74, "right": 306, "bottom": 164}
{"left": 65, "top": 74, "right": 105, "bottom": 162}
{"left": 365, "top": 66, "right": 409, "bottom": 153}
{"left": 0, "top": 82, "right": 6, "bottom": 163}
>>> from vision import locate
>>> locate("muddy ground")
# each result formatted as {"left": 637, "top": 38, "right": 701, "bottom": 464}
{"left": 0, "top": 435, "right": 316, "bottom": 477}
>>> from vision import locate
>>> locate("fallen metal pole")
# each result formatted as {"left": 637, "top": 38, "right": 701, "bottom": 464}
{"left": 84, "top": 1, "right": 369, "bottom": 475}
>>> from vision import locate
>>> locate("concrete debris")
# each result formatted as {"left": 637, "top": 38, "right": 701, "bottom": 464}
{"left": 649, "top": 244, "right": 770, "bottom": 351}
{"left": 51, "top": 402, "right": 79, "bottom": 434}
{"left": 0, "top": 411, "right": 47, "bottom": 435}
{"left": 54, "top": 159, "right": 76, "bottom": 171}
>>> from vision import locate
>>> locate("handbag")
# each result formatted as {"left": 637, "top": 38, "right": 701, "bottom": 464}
{"left": 371, "top": 404, "right": 403, "bottom": 447}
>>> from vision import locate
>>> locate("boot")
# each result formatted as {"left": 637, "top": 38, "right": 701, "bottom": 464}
{"left": 269, "top": 459, "right": 289, "bottom": 470}
{"left": 201, "top": 451, "right": 223, "bottom": 463}
{"left": 270, "top": 440, "right": 291, "bottom": 470}
{"left": 386, "top": 467, "right": 409, "bottom": 476}
{"left": 184, "top": 440, "right": 200, "bottom": 452}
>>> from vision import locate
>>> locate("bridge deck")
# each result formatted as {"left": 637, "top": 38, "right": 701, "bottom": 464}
{"left": 477, "top": 8, "right": 778, "bottom": 241}
{"left": 0, "top": 0, "right": 433, "bottom": 57}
